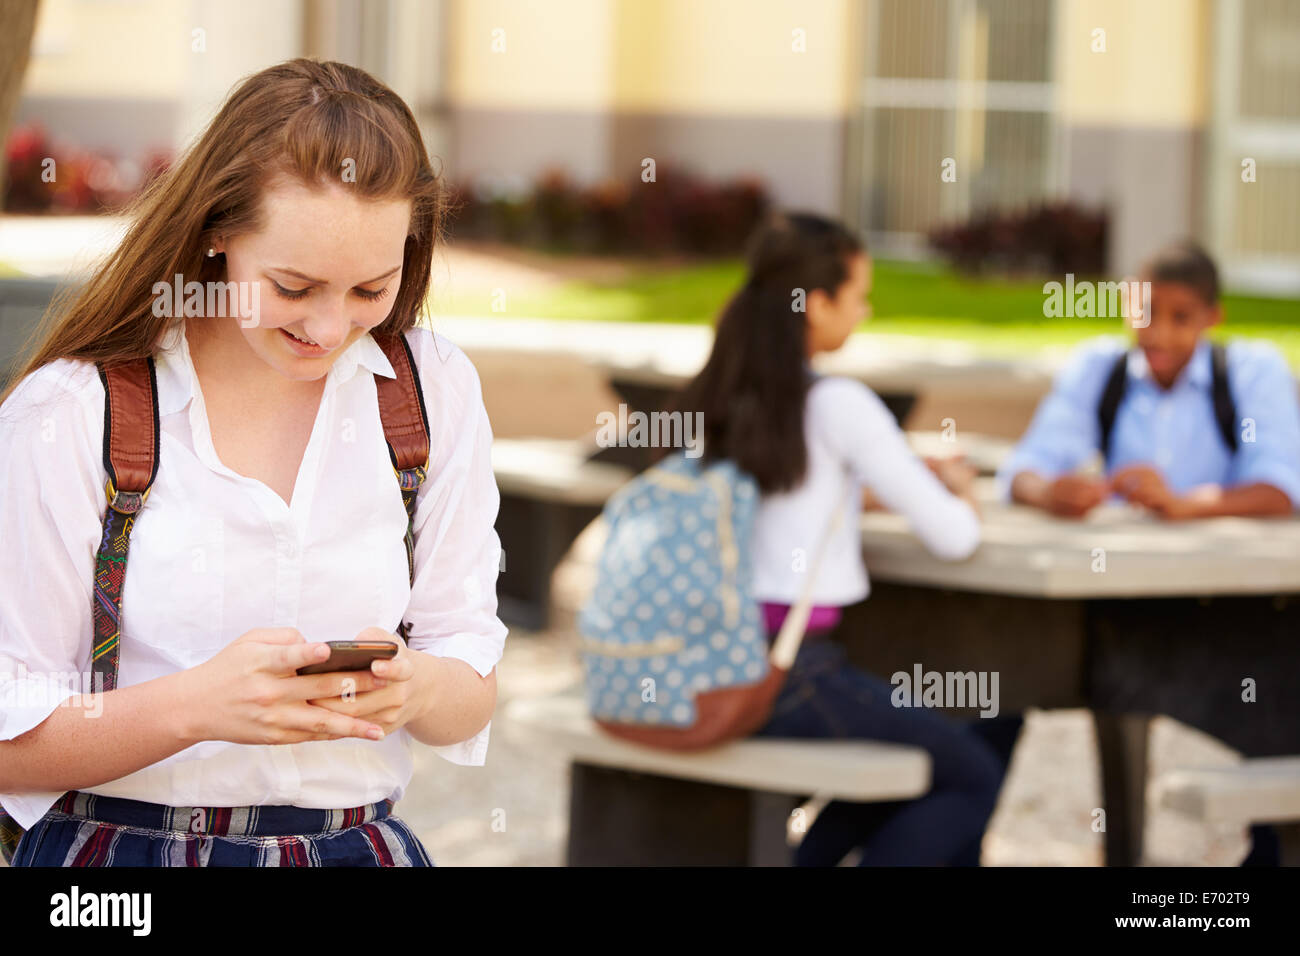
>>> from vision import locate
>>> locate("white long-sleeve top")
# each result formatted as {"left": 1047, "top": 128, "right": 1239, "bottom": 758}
{"left": 750, "top": 375, "right": 981, "bottom": 606}
{"left": 0, "top": 317, "right": 508, "bottom": 830}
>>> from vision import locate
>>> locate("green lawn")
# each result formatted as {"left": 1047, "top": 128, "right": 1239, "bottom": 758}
{"left": 441, "top": 258, "right": 1300, "bottom": 366}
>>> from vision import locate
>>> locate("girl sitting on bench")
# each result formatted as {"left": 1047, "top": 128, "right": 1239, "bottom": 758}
{"left": 656, "top": 211, "right": 1017, "bottom": 865}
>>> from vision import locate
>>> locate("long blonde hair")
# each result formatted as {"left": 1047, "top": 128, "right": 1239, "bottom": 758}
{"left": 1, "top": 58, "right": 448, "bottom": 407}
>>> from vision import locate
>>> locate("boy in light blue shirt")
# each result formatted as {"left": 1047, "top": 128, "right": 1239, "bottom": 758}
{"left": 999, "top": 240, "right": 1300, "bottom": 519}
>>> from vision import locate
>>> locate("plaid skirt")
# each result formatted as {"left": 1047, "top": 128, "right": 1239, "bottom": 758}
{"left": 9, "top": 790, "right": 434, "bottom": 867}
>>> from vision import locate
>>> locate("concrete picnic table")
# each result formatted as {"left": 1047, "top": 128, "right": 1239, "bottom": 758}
{"left": 488, "top": 429, "right": 1011, "bottom": 630}
{"left": 848, "top": 478, "right": 1300, "bottom": 865}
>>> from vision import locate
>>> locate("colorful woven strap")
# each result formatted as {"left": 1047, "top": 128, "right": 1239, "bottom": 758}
{"left": 91, "top": 356, "right": 161, "bottom": 691}
{"left": 91, "top": 479, "right": 150, "bottom": 692}
{"left": 0, "top": 810, "right": 22, "bottom": 864}
{"left": 394, "top": 463, "right": 427, "bottom": 643}
{"left": 0, "top": 357, "right": 159, "bottom": 865}
{"left": 0, "top": 484, "right": 142, "bottom": 865}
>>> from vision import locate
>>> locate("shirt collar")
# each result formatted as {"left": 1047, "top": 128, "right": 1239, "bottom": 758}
{"left": 153, "top": 318, "right": 397, "bottom": 417}
{"left": 1127, "top": 338, "right": 1212, "bottom": 390}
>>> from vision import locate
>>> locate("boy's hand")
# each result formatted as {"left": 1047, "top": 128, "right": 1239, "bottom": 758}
{"left": 1045, "top": 474, "right": 1110, "bottom": 518}
{"left": 1111, "top": 464, "right": 1199, "bottom": 519}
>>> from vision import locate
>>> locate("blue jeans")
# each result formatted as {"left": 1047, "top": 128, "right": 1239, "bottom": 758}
{"left": 754, "top": 636, "right": 1013, "bottom": 866}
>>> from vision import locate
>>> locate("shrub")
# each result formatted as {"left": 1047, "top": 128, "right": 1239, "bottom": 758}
{"left": 3, "top": 123, "right": 172, "bottom": 214}
{"left": 445, "top": 164, "right": 771, "bottom": 257}
{"left": 927, "top": 201, "right": 1109, "bottom": 277}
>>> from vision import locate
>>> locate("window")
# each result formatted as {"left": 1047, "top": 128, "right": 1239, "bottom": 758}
{"left": 854, "top": 0, "right": 1059, "bottom": 256}
{"left": 1208, "top": 0, "right": 1300, "bottom": 293}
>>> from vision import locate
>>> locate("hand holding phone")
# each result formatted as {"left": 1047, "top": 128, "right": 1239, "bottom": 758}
{"left": 296, "top": 640, "right": 399, "bottom": 676}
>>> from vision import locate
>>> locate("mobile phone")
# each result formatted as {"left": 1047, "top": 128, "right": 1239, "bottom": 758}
{"left": 296, "top": 640, "right": 399, "bottom": 676}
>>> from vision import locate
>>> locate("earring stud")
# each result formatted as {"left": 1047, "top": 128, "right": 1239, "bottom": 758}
{"left": 206, "top": 248, "right": 216, "bottom": 258}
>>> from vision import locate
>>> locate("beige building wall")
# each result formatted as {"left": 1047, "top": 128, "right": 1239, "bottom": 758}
{"left": 22, "top": 0, "right": 189, "bottom": 100}
{"left": 12, "top": 0, "right": 1292, "bottom": 287}
{"left": 1056, "top": 0, "right": 1211, "bottom": 128}
{"left": 445, "top": 0, "right": 857, "bottom": 213}
{"left": 447, "top": 0, "right": 615, "bottom": 111}
{"left": 17, "top": 0, "right": 302, "bottom": 157}
{"left": 1052, "top": 0, "right": 1214, "bottom": 274}
{"left": 607, "top": 0, "right": 854, "bottom": 116}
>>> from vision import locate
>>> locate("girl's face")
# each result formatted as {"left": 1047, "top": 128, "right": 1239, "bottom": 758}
{"left": 806, "top": 251, "right": 871, "bottom": 357}
{"left": 212, "top": 176, "right": 412, "bottom": 382}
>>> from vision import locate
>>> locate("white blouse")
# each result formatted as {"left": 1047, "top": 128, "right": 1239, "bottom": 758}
{"left": 0, "top": 317, "right": 508, "bottom": 830}
{"left": 750, "top": 375, "right": 980, "bottom": 606}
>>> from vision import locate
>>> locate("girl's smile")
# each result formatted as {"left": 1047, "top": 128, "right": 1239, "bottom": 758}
{"left": 279, "top": 326, "right": 331, "bottom": 355}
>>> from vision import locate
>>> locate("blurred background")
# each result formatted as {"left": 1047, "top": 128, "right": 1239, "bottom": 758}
{"left": 5, "top": 0, "right": 1299, "bottom": 428}
{"left": 5, "top": 1, "right": 1299, "bottom": 282}
{"left": 1, "top": 0, "right": 1297, "bottom": 866}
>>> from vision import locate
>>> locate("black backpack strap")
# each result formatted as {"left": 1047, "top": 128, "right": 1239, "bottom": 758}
{"left": 1096, "top": 349, "right": 1130, "bottom": 465}
{"left": 371, "top": 332, "right": 431, "bottom": 645}
{"left": 1210, "top": 342, "right": 1238, "bottom": 453}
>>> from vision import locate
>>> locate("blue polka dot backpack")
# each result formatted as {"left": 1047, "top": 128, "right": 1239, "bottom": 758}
{"left": 577, "top": 448, "right": 846, "bottom": 751}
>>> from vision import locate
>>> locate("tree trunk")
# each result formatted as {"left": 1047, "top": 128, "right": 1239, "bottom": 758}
{"left": 0, "top": 0, "right": 42, "bottom": 202}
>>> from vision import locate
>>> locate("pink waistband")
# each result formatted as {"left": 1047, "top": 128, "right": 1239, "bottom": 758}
{"left": 760, "top": 601, "right": 842, "bottom": 635}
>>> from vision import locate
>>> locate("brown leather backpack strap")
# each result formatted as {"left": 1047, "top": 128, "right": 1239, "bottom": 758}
{"left": 92, "top": 357, "right": 161, "bottom": 693}
{"left": 372, "top": 332, "right": 431, "bottom": 473}
{"left": 3, "top": 357, "right": 163, "bottom": 865}
{"left": 2, "top": 357, "right": 160, "bottom": 865}
{"left": 371, "top": 332, "right": 431, "bottom": 644}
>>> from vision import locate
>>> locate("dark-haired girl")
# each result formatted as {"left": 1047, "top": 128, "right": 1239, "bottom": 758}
{"left": 663, "top": 211, "right": 1012, "bottom": 866}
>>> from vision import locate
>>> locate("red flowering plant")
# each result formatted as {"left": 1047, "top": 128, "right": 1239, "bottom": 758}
{"left": 4, "top": 123, "right": 172, "bottom": 214}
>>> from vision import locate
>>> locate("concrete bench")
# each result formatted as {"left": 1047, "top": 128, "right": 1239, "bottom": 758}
{"left": 1156, "top": 757, "right": 1300, "bottom": 864}
{"left": 492, "top": 437, "right": 632, "bottom": 630}
{"left": 505, "top": 692, "right": 931, "bottom": 865}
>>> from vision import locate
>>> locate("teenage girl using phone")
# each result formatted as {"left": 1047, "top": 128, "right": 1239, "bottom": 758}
{"left": 0, "top": 59, "right": 505, "bottom": 866}
{"left": 662, "top": 212, "right": 1011, "bottom": 865}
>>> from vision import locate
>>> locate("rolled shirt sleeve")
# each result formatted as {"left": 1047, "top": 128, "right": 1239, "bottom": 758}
{"left": 814, "top": 377, "right": 981, "bottom": 561}
{"left": 399, "top": 330, "right": 508, "bottom": 766}
{"left": 995, "top": 338, "right": 1122, "bottom": 499}
{"left": 1227, "top": 341, "right": 1300, "bottom": 509}
{"left": 0, "top": 362, "right": 103, "bottom": 744}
